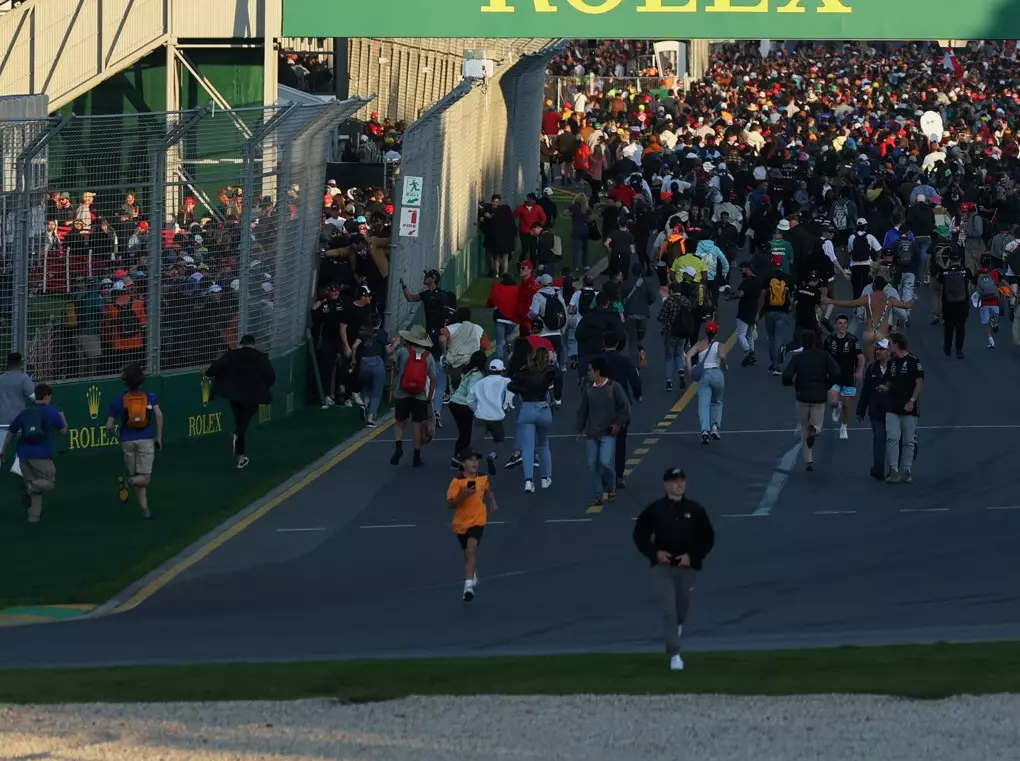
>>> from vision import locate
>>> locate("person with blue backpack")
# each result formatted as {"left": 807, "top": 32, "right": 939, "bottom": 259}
{"left": 0, "top": 383, "right": 68, "bottom": 523}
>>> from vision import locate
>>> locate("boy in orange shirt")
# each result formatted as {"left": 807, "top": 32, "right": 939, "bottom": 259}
{"left": 446, "top": 449, "right": 499, "bottom": 602}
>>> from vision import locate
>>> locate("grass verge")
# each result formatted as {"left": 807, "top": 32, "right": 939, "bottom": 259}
{"left": 2, "top": 643, "right": 1019, "bottom": 703}
{"left": 0, "top": 404, "right": 371, "bottom": 608}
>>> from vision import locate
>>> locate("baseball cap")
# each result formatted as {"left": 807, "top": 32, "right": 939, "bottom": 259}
{"left": 681, "top": 266, "right": 697, "bottom": 278}
{"left": 856, "top": 217, "right": 868, "bottom": 226}
{"left": 875, "top": 338, "right": 890, "bottom": 349}
{"left": 663, "top": 468, "right": 686, "bottom": 482}
{"left": 488, "top": 358, "right": 505, "bottom": 372}
{"left": 423, "top": 268, "right": 440, "bottom": 281}
{"left": 538, "top": 274, "right": 554, "bottom": 285}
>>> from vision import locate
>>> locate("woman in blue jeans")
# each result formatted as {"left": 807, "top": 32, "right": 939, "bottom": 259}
{"left": 355, "top": 314, "right": 396, "bottom": 428}
{"left": 685, "top": 321, "right": 728, "bottom": 445}
{"left": 507, "top": 347, "right": 560, "bottom": 494}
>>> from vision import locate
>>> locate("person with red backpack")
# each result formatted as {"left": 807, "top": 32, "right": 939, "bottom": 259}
{"left": 391, "top": 325, "right": 437, "bottom": 468}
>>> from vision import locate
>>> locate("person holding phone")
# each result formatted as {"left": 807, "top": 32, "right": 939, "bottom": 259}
{"left": 446, "top": 449, "right": 498, "bottom": 602}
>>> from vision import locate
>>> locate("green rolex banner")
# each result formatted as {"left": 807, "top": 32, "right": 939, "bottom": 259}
{"left": 283, "top": 0, "right": 1020, "bottom": 40}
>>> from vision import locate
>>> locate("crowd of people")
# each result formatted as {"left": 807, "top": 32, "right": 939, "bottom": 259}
{"left": 401, "top": 41, "right": 1020, "bottom": 648}
{"left": 23, "top": 187, "right": 290, "bottom": 381}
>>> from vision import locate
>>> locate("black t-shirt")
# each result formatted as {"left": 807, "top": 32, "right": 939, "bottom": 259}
{"left": 313, "top": 297, "right": 345, "bottom": 344}
{"left": 823, "top": 332, "right": 863, "bottom": 386}
{"left": 885, "top": 353, "right": 924, "bottom": 416}
{"left": 793, "top": 284, "right": 822, "bottom": 327}
{"left": 607, "top": 229, "right": 634, "bottom": 257}
{"left": 418, "top": 288, "right": 454, "bottom": 332}
{"left": 736, "top": 275, "right": 762, "bottom": 323}
{"left": 343, "top": 302, "right": 373, "bottom": 345}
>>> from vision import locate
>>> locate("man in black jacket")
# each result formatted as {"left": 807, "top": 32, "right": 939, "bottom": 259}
{"left": 633, "top": 468, "right": 716, "bottom": 672}
{"left": 205, "top": 334, "right": 276, "bottom": 469}
{"left": 781, "top": 329, "right": 840, "bottom": 472}
{"left": 574, "top": 291, "right": 624, "bottom": 385}
{"left": 603, "top": 332, "right": 642, "bottom": 490}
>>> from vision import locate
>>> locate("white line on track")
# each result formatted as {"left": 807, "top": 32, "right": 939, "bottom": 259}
{"left": 899, "top": 508, "right": 950, "bottom": 513}
{"left": 986, "top": 505, "right": 1020, "bottom": 511}
{"left": 720, "top": 513, "right": 769, "bottom": 518}
{"left": 752, "top": 443, "right": 801, "bottom": 517}
{"left": 275, "top": 527, "right": 327, "bottom": 533}
{"left": 813, "top": 510, "right": 858, "bottom": 515}
{"left": 544, "top": 518, "right": 593, "bottom": 524}
{"left": 359, "top": 523, "right": 417, "bottom": 529}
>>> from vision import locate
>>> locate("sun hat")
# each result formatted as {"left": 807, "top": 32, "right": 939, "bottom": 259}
{"left": 398, "top": 324, "right": 433, "bottom": 348}
{"left": 777, "top": 219, "right": 791, "bottom": 231}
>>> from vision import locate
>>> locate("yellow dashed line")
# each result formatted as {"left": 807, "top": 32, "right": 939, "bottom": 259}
{"left": 664, "top": 414, "right": 679, "bottom": 420}
{"left": 633, "top": 448, "right": 650, "bottom": 455}
{"left": 626, "top": 458, "right": 642, "bottom": 466}
{"left": 644, "top": 438, "right": 660, "bottom": 445}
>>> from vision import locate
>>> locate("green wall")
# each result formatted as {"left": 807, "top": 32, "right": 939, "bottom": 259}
{"left": 49, "top": 345, "right": 308, "bottom": 455}
{"left": 60, "top": 50, "right": 168, "bottom": 117}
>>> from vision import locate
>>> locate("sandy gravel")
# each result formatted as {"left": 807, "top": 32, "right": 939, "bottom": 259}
{"left": 3, "top": 695, "right": 1020, "bottom": 761}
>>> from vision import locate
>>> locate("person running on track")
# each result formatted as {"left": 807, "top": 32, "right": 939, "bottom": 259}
{"left": 823, "top": 314, "right": 865, "bottom": 440}
{"left": 685, "top": 321, "right": 727, "bottom": 445}
{"left": 507, "top": 346, "right": 559, "bottom": 493}
{"left": 446, "top": 449, "right": 498, "bottom": 602}
{"left": 781, "top": 329, "right": 841, "bottom": 472}
{"left": 824, "top": 275, "right": 915, "bottom": 363}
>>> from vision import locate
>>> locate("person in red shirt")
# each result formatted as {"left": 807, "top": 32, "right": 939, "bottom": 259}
{"left": 486, "top": 273, "right": 519, "bottom": 361}
{"left": 975, "top": 253, "right": 1005, "bottom": 349}
{"left": 608, "top": 182, "right": 636, "bottom": 209}
{"left": 513, "top": 194, "right": 547, "bottom": 265}
{"left": 515, "top": 260, "right": 541, "bottom": 334}
{"left": 541, "top": 102, "right": 561, "bottom": 136}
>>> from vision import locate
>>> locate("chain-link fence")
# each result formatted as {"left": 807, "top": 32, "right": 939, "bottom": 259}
{"left": 0, "top": 98, "right": 370, "bottom": 384}
{"left": 385, "top": 41, "right": 567, "bottom": 333}
{"left": 545, "top": 75, "right": 685, "bottom": 110}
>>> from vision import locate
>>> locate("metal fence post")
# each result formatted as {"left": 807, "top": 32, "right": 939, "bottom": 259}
{"left": 145, "top": 107, "right": 209, "bottom": 374}
{"left": 238, "top": 104, "right": 299, "bottom": 342}
{"left": 12, "top": 116, "right": 72, "bottom": 354}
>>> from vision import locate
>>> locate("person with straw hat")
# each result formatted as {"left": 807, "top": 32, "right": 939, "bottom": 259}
{"left": 391, "top": 325, "right": 437, "bottom": 468}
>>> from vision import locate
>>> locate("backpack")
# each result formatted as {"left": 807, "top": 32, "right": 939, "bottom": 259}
{"left": 832, "top": 199, "right": 849, "bottom": 231}
{"left": 943, "top": 267, "right": 968, "bottom": 304}
{"left": 19, "top": 405, "right": 48, "bottom": 445}
{"left": 543, "top": 293, "right": 567, "bottom": 330}
{"left": 400, "top": 349, "right": 430, "bottom": 395}
{"left": 767, "top": 275, "right": 790, "bottom": 309}
{"left": 894, "top": 237, "right": 914, "bottom": 267}
{"left": 851, "top": 233, "right": 872, "bottom": 263}
{"left": 578, "top": 287, "right": 598, "bottom": 315}
{"left": 669, "top": 297, "right": 695, "bottom": 338}
{"left": 116, "top": 299, "right": 143, "bottom": 338}
{"left": 976, "top": 271, "right": 999, "bottom": 299}
{"left": 122, "top": 390, "right": 150, "bottom": 430}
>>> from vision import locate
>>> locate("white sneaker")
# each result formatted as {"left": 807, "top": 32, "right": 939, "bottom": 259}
{"left": 351, "top": 392, "right": 366, "bottom": 408}
{"left": 322, "top": 395, "right": 335, "bottom": 409}
{"left": 524, "top": 479, "right": 535, "bottom": 493}
{"left": 472, "top": 573, "right": 478, "bottom": 587}
{"left": 540, "top": 477, "right": 552, "bottom": 489}
{"left": 988, "top": 336, "right": 996, "bottom": 349}
{"left": 710, "top": 424, "right": 720, "bottom": 441}
{"left": 831, "top": 403, "right": 841, "bottom": 423}
{"left": 839, "top": 424, "right": 848, "bottom": 440}
{"left": 669, "top": 654, "right": 685, "bottom": 672}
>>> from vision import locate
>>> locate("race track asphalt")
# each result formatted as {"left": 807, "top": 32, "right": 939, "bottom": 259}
{"left": 1, "top": 281, "right": 1019, "bottom": 668}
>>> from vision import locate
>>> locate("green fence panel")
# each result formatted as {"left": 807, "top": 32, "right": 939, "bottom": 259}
{"left": 51, "top": 345, "right": 309, "bottom": 454}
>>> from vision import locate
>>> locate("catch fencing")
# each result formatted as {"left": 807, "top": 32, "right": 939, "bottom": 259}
{"left": 545, "top": 75, "right": 684, "bottom": 110}
{"left": 0, "top": 98, "right": 370, "bottom": 384}
{"left": 385, "top": 40, "right": 567, "bottom": 333}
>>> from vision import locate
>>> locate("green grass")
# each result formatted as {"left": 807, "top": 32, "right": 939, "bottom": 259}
{"left": 461, "top": 196, "right": 607, "bottom": 312}
{"left": 0, "top": 404, "right": 372, "bottom": 608}
{"left": 2, "top": 643, "right": 1019, "bottom": 703}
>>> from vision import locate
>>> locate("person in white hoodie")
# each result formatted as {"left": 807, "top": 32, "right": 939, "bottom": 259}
{"left": 466, "top": 358, "right": 514, "bottom": 476}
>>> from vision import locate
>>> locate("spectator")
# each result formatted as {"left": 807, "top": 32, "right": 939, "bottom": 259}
{"left": 205, "top": 334, "right": 276, "bottom": 470}
{"left": 0, "top": 382, "right": 68, "bottom": 523}
{"left": 105, "top": 362, "right": 162, "bottom": 517}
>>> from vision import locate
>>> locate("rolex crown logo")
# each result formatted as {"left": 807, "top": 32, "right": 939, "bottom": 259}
{"left": 201, "top": 376, "right": 212, "bottom": 406}
{"left": 86, "top": 385, "right": 101, "bottom": 420}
